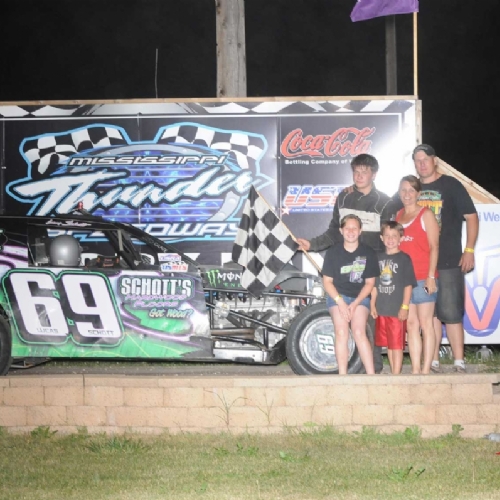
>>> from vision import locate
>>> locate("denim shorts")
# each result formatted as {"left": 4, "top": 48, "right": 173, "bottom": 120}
{"left": 436, "top": 267, "right": 465, "bottom": 323}
{"left": 326, "top": 293, "right": 371, "bottom": 310}
{"left": 410, "top": 279, "right": 437, "bottom": 305}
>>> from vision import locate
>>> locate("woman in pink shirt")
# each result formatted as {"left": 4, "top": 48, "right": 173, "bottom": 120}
{"left": 396, "top": 175, "right": 440, "bottom": 374}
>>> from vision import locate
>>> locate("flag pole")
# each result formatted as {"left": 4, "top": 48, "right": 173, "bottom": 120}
{"left": 413, "top": 11, "right": 418, "bottom": 96}
{"left": 255, "top": 189, "right": 322, "bottom": 273}
{"left": 385, "top": 15, "right": 397, "bottom": 95}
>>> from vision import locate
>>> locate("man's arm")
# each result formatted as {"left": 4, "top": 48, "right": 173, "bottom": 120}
{"left": 450, "top": 177, "right": 477, "bottom": 272}
{"left": 381, "top": 197, "right": 398, "bottom": 223}
{"left": 391, "top": 191, "right": 404, "bottom": 213}
{"left": 460, "top": 213, "right": 479, "bottom": 273}
{"left": 298, "top": 194, "right": 343, "bottom": 252}
{"left": 308, "top": 195, "right": 342, "bottom": 252}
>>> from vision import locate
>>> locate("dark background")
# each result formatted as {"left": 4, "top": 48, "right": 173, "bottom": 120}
{"left": 1, "top": 0, "right": 498, "bottom": 195}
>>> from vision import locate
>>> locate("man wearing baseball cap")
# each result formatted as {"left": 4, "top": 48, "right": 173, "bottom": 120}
{"left": 412, "top": 144, "right": 479, "bottom": 373}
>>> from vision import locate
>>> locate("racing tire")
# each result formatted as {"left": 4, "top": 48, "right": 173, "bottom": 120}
{"left": 0, "top": 316, "right": 12, "bottom": 376}
{"left": 286, "top": 302, "right": 364, "bottom": 375}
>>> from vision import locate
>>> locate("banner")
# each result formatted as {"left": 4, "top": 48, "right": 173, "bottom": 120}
{"left": 0, "top": 99, "right": 417, "bottom": 266}
{"left": 1, "top": 99, "right": 499, "bottom": 345}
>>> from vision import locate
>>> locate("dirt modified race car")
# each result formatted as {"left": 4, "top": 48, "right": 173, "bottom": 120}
{"left": 0, "top": 211, "right": 364, "bottom": 376}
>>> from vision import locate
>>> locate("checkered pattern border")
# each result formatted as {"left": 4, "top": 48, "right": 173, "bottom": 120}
{"left": 157, "top": 124, "right": 265, "bottom": 170}
{"left": 23, "top": 126, "right": 127, "bottom": 176}
{"left": 0, "top": 100, "right": 416, "bottom": 117}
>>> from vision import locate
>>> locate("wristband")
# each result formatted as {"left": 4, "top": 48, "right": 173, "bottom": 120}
{"left": 400, "top": 304, "right": 409, "bottom": 311}
{"left": 333, "top": 295, "right": 341, "bottom": 303}
{"left": 464, "top": 247, "right": 474, "bottom": 254}
{"left": 427, "top": 276, "right": 435, "bottom": 279}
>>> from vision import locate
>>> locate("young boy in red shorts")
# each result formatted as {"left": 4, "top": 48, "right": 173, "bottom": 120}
{"left": 371, "top": 221, "right": 417, "bottom": 374}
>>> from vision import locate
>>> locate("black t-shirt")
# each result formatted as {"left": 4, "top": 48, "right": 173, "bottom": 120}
{"left": 375, "top": 251, "right": 417, "bottom": 317}
{"left": 418, "top": 176, "right": 477, "bottom": 270}
{"left": 322, "top": 243, "right": 379, "bottom": 298}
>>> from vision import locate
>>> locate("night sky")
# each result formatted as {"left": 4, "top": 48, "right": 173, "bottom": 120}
{"left": 2, "top": 0, "right": 499, "bottom": 195}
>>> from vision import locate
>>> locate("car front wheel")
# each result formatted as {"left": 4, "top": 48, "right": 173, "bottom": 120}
{"left": 286, "top": 302, "right": 364, "bottom": 375}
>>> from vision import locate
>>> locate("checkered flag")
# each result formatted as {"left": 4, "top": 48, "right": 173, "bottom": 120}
{"left": 232, "top": 186, "right": 298, "bottom": 297}
{"left": 158, "top": 123, "right": 265, "bottom": 170}
{"left": 23, "top": 125, "right": 127, "bottom": 178}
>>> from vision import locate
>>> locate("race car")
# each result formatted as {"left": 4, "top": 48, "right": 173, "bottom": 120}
{"left": 0, "top": 210, "right": 364, "bottom": 375}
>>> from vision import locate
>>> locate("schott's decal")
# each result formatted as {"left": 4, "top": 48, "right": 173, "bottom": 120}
{"left": 7, "top": 123, "right": 271, "bottom": 242}
{"left": 118, "top": 276, "right": 195, "bottom": 326}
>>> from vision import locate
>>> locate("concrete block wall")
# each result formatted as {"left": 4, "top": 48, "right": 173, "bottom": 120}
{"left": 0, "top": 373, "right": 499, "bottom": 437}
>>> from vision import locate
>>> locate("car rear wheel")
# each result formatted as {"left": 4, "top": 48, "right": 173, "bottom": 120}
{"left": 286, "top": 302, "right": 363, "bottom": 375}
{"left": 0, "top": 316, "right": 12, "bottom": 376}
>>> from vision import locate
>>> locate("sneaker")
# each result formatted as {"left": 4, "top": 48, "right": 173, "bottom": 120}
{"left": 452, "top": 364, "right": 466, "bottom": 374}
{"left": 430, "top": 364, "right": 441, "bottom": 374}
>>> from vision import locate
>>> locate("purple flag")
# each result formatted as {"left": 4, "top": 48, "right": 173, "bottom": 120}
{"left": 351, "top": 0, "right": 419, "bottom": 22}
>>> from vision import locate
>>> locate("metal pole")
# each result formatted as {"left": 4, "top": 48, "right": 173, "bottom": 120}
{"left": 413, "top": 12, "right": 418, "bottom": 96}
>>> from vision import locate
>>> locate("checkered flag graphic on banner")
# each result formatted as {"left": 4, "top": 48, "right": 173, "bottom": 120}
{"left": 23, "top": 126, "right": 127, "bottom": 178}
{"left": 232, "top": 186, "right": 298, "bottom": 297}
{"left": 158, "top": 124, "right": 265, "bottom": 170}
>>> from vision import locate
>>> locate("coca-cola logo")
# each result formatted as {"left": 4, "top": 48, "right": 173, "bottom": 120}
{"left": 280, "top": 127, "right": 375, "bottom": 159}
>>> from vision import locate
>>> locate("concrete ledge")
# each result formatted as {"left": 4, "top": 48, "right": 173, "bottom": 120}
{"left": 1, "top": 373, "right": 499, "bottom": 436}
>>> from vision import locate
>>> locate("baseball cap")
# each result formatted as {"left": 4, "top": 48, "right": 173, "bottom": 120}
{"left": 412, "top": 144, "right": 436, "bottom": 158}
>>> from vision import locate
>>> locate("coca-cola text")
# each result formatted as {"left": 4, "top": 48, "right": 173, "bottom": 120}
{"left": 280, "top": 127, "right": 375, "bottom": 158}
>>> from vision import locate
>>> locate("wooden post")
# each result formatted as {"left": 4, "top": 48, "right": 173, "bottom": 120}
{"left": 385, "top": 15, "right": 397, "bottom": 95}
{"left": 215, "top": 0, "right": 247, "bottom": 97}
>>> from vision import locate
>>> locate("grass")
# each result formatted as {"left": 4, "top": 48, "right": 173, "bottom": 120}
{"left": 1, "top": 426, "right": 500, "bottom": 500}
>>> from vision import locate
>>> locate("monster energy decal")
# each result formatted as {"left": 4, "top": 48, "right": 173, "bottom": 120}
{"left": 205, "top": 269, "right": 243, "bottom": 289}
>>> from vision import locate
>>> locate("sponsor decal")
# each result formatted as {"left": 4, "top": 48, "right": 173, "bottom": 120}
{"left": 158, "top": 253, "right": 181, "bottom": 262}
{"left": 282, "top": 185, "right": 345, "bottom": 214}
{"left": 46, "top": 219, "right": 91, "bottom": 227}
{"left": 2, "top": 270, "right": 123, "bottom": 345}
{"left": 157, "top": 254, "right": 188, "bottom": 272}
{"left": 464, "top": 244, "right": 500, "bottom": 337}
{"left": 477, "top": 211, "right": 500, "bottom": 223}
{"left": 280, "top": 127, "right": 375, "bottom": 159}
{"left": 7, "top": 123, "right": 272, "bottom": 243}
{"left": 118, "top": 276, "right": 195, "bottom": 321}
{"left": 205, "top": 269, "right": 242, "bottom": 289}
{"left": 160, "top": 262, "right": 189, "bottom": 272}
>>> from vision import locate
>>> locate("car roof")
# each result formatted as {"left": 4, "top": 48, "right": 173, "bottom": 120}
{"left": 0, "top": 214, "right": 122, "bottom": 231}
